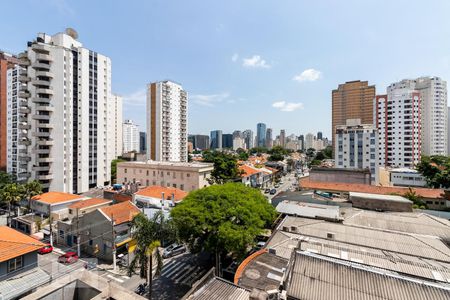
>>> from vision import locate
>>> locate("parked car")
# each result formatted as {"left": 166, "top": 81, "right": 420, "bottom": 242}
{"left": 84, "top": 261, "right": 97, "bottom": 270}
{"left": 274, "top": 183, "right": 280, "bottom": 188}
{"left": 38, "top": 244, "right": 53, "bottom": 254}
{"left": 163, "top": 243, "right": 186, "bottom": 258}
{"left": 269, "top": 189, "right": 277, "bottom": 195}
{"left": 255, "top": 241, "right": 266, "bottom": 250}
{"left": 264, "top": 188, "right": 271, "bottom": 194}
{"left": 58, "top": 252, "right": 79, "bottom": 264}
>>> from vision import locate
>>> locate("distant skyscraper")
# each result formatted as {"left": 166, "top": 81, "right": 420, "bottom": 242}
{"left": 305, "top": 133, "right": 315, "bottom": 150}
{"left": 317, "top": 131, "right": 323, "bottom": 140}
{"left": 123, "top": 120, "right": 140, "bottom": 153}
{"left": 280, "top": 129, "right": 286, "bottom": 147}
{"left": 256, "top": 123, "right": 266, "bottom": 147}
{"left": 243, "top": 130, "right": 254, "bottom": 149}
{"left": 222, "top": 134, "right": 233, "bottom": 148}
{"left": 147, "top": 80, "right": 188, "bottom": 162}
{"left": 332, "top": 81, "right": 376, "bottom": 154}
{"left": 210, "top": 130, "right": 222, "bottom": 149}
{"left": 299, "top": 135, "right": 305, "bottom": 150}
{"left": 191, "top": 135, "right": 209, "bottom": 150}
{"left": 265, "top": 128, "right": 273, "bottom": 149}
{"left": 139, "top": 132, "right": 147, "bottom": 153}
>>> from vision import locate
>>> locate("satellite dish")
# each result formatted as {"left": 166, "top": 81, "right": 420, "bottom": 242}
{"left": 65, "top": 28, "right": 79, "bottom": 40}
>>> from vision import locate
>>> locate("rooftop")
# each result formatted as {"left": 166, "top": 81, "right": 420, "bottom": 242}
{"left": 299, "top": 177, "right": 444, "bottom": 199}
{"left": 349, "top": 192, "right": 412, "bottom": 203}
{"left": 287, "top": 251, "right": 450, "bottom": 300}
{"left": 239, "top": 165, "right": 262, "bottom": 177}
{"left": 187, "top": 277, "right": 250, "bottom": 300}
{"left": 0, "top": 226, "right": 45, "bottom": 262}
{"left": 118, "top": 160, "right": 213, "bottom": 169}
{"left": 275, "top": 200, "right": 341, "bottom": 221}
{"left": 68, "top": 198, "right": 111, "bottom": 209}
{"left": 135, "top": 186, "right": 188, "bottom": 201}
{"left": 32, "top": 191, "right": 84, "bottom": 205}
{"left": 99, "top": 201, "right": 140, "bottom": 225}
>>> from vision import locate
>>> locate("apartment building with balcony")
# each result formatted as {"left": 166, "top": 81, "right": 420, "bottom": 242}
{"left": 122, "top": 119, "right": 140, "bottom": 153}
{"left": 146, "top": 80, "right": 188, "bottom": 162}
{"left": 12, "top": 28, "right": 120, "bottom": 193}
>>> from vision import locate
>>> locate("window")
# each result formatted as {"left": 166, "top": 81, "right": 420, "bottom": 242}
{"left": 180, "top": 184, "right": 184, "bottom": 190}
{"left": 187, "top": 173, "right": 190, "bottom": 177}
{"left": 124, "top": 169, "right": 127, "bottom": 174}
{"left": 69, "top": 209, "right": 73, "bottom": 214}
{"left": 8, "top": 256, "right": 23, "bottom": 273}
{"left": 89, "top": 240, "right": 93, "bottom": 246}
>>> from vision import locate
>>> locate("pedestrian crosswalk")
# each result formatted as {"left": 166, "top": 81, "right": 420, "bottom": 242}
{"left": 160, "top": 260, "right": 208, "bottom": 286}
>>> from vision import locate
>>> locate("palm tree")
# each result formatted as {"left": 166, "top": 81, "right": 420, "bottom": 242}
{"left": 0, "top": 183, "right": 24, "bottom": 223}
{"left": 23, "top": 181, "right": 43, "bottom": 212}
{"left": 128, "top": 212, "right": 174, "bottom": 300}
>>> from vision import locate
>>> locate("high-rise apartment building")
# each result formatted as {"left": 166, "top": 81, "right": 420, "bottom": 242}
{"left": 139, "top": 132, "right": 146, "bottom": 153}
{"left": 317, "top": 131, "right": 323, "bottom": 140}
{"left": 305, "top": 133, "right": 314, "bottom": 150}
{"left": 332, "top": 81, "right": 376, "bottom": 153}
{"left": 448, "top": 107, "right": 450, "bottom": 155}
{"left": 256, "top": 123, "right": 266, "bottom": 147}
{"left": 299, "top": 135, "right": 304, "bottom": 150}
{"left": 12, "top": 29, "right": 118, "bottom": 193}
{"left": 108, "top": 94, "right": 122, "bottom": 158}
{"left": 280, "top": 129, "right": 286, "bottom": 148}
{"left": 233, "top": 136, "right": 245, "bottom": 150}
{"left": 265, "top": 128, "right": 273, "bottom": 149}
{"left": 243, "top": 130, "right": 253, "bottom": 150}
{"left": 146, "top": 80, "right": 188, "bottom": 162}
{"left": 122, "top": 120, "right": 140, "bottom": 153}
{"left": 222, "top": 134, "right": 233, "bottom": 149}
{"left": 190, "top": 134, "right": 209, "bottom": 150}
{"left": 375, "top": 85, "right": 421, "bottom": 168}
{"left": 335, "top": 119, "right": 378, "bottom": 183}
{"left": 210, "top": 130, "right": 222, "bottom": 149}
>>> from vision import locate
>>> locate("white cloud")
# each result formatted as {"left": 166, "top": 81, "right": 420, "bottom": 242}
{"left": 191, "top": 93, "right": 230, "bottom": 106}
{"left": 242, "top": 55, "right": 271, "bottom": 69}
{"left": 122, "top": 89, "right": 146, "bottom": 106}
{"left": 293, "top": 68, "right": 322, "bottom": 82}
{"left": 231, "top": 53, "right": 239, "bottom": 62}
{"left": 272, "top": 101, "right": 304, "bottom": 112}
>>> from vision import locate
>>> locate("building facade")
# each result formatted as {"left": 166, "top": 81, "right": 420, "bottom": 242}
{"left": 332, "top": 81, "right": 376, "bottom": 153}
{"left": 12, "top": 29, "right": 117, "bottom": 193}
{"left": 334, "top": 119, "right": 378, "bottom": 183}
{"left": 256, "top": 123, "right": 266, "bottom": 148}
{"left": 305, "top": 133, "right": 314, "bottom": 150}
{"left": 448, "top": 107, "right": 450, "bottom": 155}
{"left": 279, "top": 129, "right": 286, "bottom": 148}
{"left": 139, "top": 132, "right": 146, "bottom": 153}
{"left": 117, "top": 161, "right": 213, "bottom": 192}
{"left": 265, "top": 128, "right": 273, "bottom": 149}
{"left": 122, "top": 120, "right": 140, "bottom": 153}
{"left": 375, "top": 82, "right": 422, "bottom": 168}
{"left": 210, "top": 130, "right": 222, "bottom": 150}
{"left": 243, "top": 129, "right": 253, "bottom": 149}
{"left": 109, "top": 94, "right": 122, "bottom": 158}
{"left": 191, "top": 134, "right": 209, "bottom": 150}
{"left": 222, "top": 133, "right": 233, "bottom": 149}
{"left": 146, "top": 80, "right": 188, "bottom": 162}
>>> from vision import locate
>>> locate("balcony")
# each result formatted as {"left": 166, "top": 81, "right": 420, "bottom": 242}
{"left": 37, "top": 157, "right": 54, "bottom": 163}
{"left": 37, "top": 123, "right": 53, "bottom": 129}
{"left": 19, "top": 139, "right": 31, "bottom": 146}
{"left": 35, "top": 71, "right": 54, "bottom": 78}
{"left": 31, "top": 44, "right": 50, "bottom": 54}
{"left": 19, "top": 58, "right": 30, "bottom": 67}
{"left": 32, "top": 114, "right": 50, "bottom": 121}
{"left": 36, "top": 139, "right": 53, "bottom": 146}
{"left": 19, "top": 69, "right": 28, "bottom": 76}
{"left": 32, "top": 79, "right": 51, "bottom": 86}
{"left": 18, "top": 52, "right": 28, "bottom": 59}
{"left": 32, "top": 132, "right": 51, "bottom": 138}
{"left": 31, "top": 62, "right": 50, "bottom": 70}
{"left": 37, "top": 174, "right": 53, "bottom": 180}
{"left": 18, "top": 155, "right": 31, "bottom": 162}
{"left": 19, "top": 172, "right": 31, "bottom": 178}
{"left": 33, "top": 166, "right": 50, "bottom": 172}
{"left": 36, "top": 88, "right": 54, "bottom": 95}
{"left": 19, "top": 91, "right": 31, "bottom": 98}
{"left": 19, "top": 75, "right": 31, "bottom": 83}
{"left": 19, "top": 106, "right": 31, "bottom": 114}
{"left": 36, "top": 105, "right": 55, "bottom": 112}
{"left": 36, "top": 53, "right": 53, "bottom": 62}
{"left": 31, "top": 97, "right": 51, "bottom": 104}
{"left": 32, "top": 148, "right": 50, "bottom": 154}
{"left": 19, "top": 123, "right": 31, "bottom": 130}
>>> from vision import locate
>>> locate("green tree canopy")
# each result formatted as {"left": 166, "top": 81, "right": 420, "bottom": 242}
{"left": 416, "top": 155, "right": 450, "bottom": 188}
{"left": 268, "top": 146, "right": 288, "bottom": 161}
{"left": 249, "top": 147, "right": 268, "bottom": 155}
{"left": 111, "top": 158, "right": 126, "bottom": 183}
{"left": 171, "top": 183, "right": 277, "bottom": 259}
{"left": 202, "top": 151, "right": 242, "bottom": 184}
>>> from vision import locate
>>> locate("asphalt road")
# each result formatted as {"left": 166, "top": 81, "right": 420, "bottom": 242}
{"left": 39, "top": 252, "right": 85, "bottom": 282}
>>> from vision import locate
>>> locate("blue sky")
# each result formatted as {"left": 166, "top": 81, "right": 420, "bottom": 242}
{"left": 2, "top": 0, "right": 450, "bottom": 138}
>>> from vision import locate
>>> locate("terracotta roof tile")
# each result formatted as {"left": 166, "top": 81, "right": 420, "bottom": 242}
{"left": 0, "top": 226, "right": 45, "bottom": 262}
{"left": 99, "top": 201, "right": 140, "bottom": 225}
{"left": 69, "top": 198, "right": 111, "bottom": 209}
{"left": 31, "top": 192, "right": 83, "bottom": 205}
{"left": 239, "top": 165, "right": 262, "bottom": 177}
{"left": 299, "top": 178, "right": 444, "bottom": 199}
{"left": 135, "top": 186, "right": 188, "bottom": 202}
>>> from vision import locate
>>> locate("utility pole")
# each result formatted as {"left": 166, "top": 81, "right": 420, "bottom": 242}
{"left": 111, "top": 213, "right": 116, "bottom": 272}
{"left": 48, "top": 204, "right": 53, "bottom": 247}
{"left": 76, "top": 209, "right": 80, "bottom": 257}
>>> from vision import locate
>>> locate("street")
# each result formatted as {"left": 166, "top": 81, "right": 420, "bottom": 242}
{"left": 265, "top": 172, "right": 298, "bottom": 201}
{"left": 38, "top": 252, "right": 85, "bottom": 282}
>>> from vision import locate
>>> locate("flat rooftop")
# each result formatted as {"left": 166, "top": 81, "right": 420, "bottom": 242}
{"left": 118, "top": 160, "right": 213, "bottom": 169}
{"left": 349, "top": 192, "right": 412, "bottom": 203}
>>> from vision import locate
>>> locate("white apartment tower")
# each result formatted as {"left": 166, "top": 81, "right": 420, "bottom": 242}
{"left": 109, "top": 94, "right": 123, "bottom": 158}
{"left": 122, "top": 119, "right": 140, "bottom": 153}
{"left": 146, "top": 80, "right": 188, "bottom": 162}
{"left": 375, "top": 84, "right": 421, "bottom": 168}
{"left": 15, "top": 29, "right": 118, "bottom": 193}
{"left": 335, "top": 119, "right": 378, "bottom": 183}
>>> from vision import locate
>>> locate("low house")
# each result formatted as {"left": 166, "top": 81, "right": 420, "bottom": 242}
{"left": 134, "top": 186, "right": 188, "bottom": 209}
{"left": 239, "top": 165, "right": 264, "bottom": 188}
{"left": 0, "top": 226, "right": 50, "bottom": 299}
{"left": 30, "top": 192, "right": 87, "bottom": 220}
{"left": 78, "top": 201, "right": 140, "bottom": 262}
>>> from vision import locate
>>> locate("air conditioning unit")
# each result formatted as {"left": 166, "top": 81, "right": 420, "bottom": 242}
{"left": 290, "top": 226, "right": 297, "bottom": 233}
{"left": 327, "top": 232, "right": 335, "bottom": 240}
{"left": 268, "top": 248, "right": 277, "bottom": 255}
{"left": 282, "top": 226, "right": 289, "bottom": 232}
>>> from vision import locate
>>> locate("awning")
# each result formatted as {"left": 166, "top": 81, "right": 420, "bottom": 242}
{"left": 116, "top": 237, "right": 132, "bottom": 248}
{"left": 0, "top": 267, "right": 50, "bottom": 300}
{"left": 127, "top": 239, "right": 137, "bottom": 253}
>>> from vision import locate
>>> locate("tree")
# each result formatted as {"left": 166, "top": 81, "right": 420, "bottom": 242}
{"left": 403, "top": 188, "right": 426, "bottom": 209}
{"left": 0, "top": 172, "right": 13, "bottom": 188}
{"left": 416, "top": 155, "right": 450, "bottom": 188}
{"left": 249, "top": 147, "right": 268, "bottom": 155}
{"left": 268, "top": 146, "right": 287, "bottom": 161}
{"left": 128, "top": 212, "right": 174, "bottom": 299}
{"left": 23, "top": 180, "right": 42, "bottom": 211}
{"left": 237, "top": 149, "right": 249, "bottom": 161}
{"left": 111, "top": 158, "right": 126, "bottom": 184}
{"left": 171, "top": 183, "right": 277, "bottom": 273}
{"left": 203, "top": 151, "right": 242, "bottom": 184}
{"left": 0, "top": 183, "right": 24, "bottom": 220}
{"left": 322, "top": 146, "right": 333, "bottom": 159}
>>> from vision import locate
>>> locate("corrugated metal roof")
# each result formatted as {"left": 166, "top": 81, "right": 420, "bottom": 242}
{"left": 287, "top": 251, "right": 450, "bottom": 300}
{"left": 191, "top": 278, "right": 250, "bottom": 300}
{"left": 0, "top": 267, "right": 50, "bottom": 299}
{"left": 276, "top": 200, "right": 341, "bottom": 220}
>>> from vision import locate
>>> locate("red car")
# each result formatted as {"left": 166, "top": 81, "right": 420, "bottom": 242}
{"left": 58, "top": 252, "right": 79, "bottom": 264}
{"left": 38, "top": 244, "right": 53, "bottom": 254}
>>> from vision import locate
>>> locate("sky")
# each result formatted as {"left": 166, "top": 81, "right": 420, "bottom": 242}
{"left": 2, "top": 0, "right": 450, "bottom": 138}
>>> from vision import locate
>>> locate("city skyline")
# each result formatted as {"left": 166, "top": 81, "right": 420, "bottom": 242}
{"left": 2, "top": 1, "right": 450, "bottom": 137}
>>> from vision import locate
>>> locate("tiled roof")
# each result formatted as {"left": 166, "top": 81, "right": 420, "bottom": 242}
{"left": 287, "top": 251, "right": 450, "bottom": 300}
{"left": 31, "top": 191, "right": 83, "bottom": 205}
{"left": 99, "top": 201, "right": 140, "bottom": 225}
{"left": 0, "top": 226, "right": 45, "bottom": 262}
{"left": 68, "top": 198, "right": 111, "bottom": 209}
{"left": 190, "top": 278, "right": 250, "bottom": 300}
{"left": 135, "top": 186, "right": 188, "bottom": 201}
{"left": 239, "top": 165, "right": 262, "bottom": 177}
{"left": 299, "top": 178, "right": 444, "bottom": 199}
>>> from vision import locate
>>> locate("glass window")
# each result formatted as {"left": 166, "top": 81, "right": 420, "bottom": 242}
{"left": 7, "top": 256, "right": 23, "bottom": 273}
